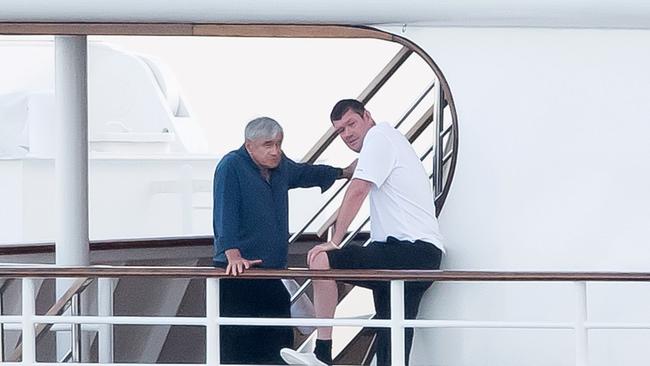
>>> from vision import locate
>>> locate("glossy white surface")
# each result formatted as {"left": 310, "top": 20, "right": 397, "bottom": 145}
{"left": 380, "top": 25, "right": 650, "bottom": 366}
{"left": 1, "top": 0, "right": 650, "bottom": 29}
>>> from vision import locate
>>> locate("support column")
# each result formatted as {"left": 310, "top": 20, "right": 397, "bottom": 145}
{"left": 54, "top": 35, "right": 89, "bottom": 362}
{"left": 55, "top": 35, "right": 89, "bottom": 266}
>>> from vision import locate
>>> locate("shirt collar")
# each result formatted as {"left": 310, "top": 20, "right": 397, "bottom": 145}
{"left": 236, "top": 144, "right": 284, "bottom": 177}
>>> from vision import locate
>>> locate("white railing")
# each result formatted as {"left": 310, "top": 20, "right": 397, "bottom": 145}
{"left": 2, "top": 267, "right": 650, "bottom": 365}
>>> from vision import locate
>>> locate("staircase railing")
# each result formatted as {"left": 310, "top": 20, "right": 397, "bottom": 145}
{"left": 299, "top": 46, "right": 413, "bottom": 165}
{"left": 7, "top": 277, "right": 93, "bottom": 363}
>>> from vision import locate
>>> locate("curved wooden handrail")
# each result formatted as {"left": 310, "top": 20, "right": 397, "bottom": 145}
{"left": 0, "top": 266, "right": 649, "bottom": 282}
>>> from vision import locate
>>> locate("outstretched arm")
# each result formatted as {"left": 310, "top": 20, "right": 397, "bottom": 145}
{"left": 286, "top": 156, "right": 356, "bottom": 191}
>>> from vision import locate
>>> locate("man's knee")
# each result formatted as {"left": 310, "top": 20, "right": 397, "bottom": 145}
{"left": 309, "top": 251, "right": 331, "bottom": 270}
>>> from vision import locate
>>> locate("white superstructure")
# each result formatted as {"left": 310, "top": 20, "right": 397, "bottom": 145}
{"left": 1, "top": 1, "right": 650, "bottom": 365}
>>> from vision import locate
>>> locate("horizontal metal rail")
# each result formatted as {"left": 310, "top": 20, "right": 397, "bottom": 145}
{"left": 1, "top": 266, "right": 650, "bottom": 281}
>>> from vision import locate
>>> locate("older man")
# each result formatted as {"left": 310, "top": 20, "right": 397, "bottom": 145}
{"left": 281, "top": 100, "right": 445, "bottom": 366}
{"left": 212, "top": 116, "right": 353, "bottom": 364}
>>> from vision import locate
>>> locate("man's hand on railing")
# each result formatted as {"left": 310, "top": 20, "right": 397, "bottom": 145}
{"left": 225, "top": 249, "right": 263, "bottom": 276}
{"left": 307, "top": 241, "right": 339, "bottom": 266}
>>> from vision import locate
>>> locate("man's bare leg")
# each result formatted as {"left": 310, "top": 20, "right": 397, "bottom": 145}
{"left": 310, "top": 251, "right": 337, "bottom": 363}
{"left": 310, "top": 251, "right": 338, "bottom": 338}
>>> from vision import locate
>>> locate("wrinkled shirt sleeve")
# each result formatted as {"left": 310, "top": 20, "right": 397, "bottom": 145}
{"left": 285, "top": 156, "right": 340, "bottom": 192}
{"left": 213, "top": 157, "right": 241, "bottom": 252}
{"left": 353, "top": 130, "right": 396, "bottom": 188}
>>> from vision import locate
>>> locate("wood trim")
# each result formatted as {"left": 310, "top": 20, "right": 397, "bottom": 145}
{"left": 390, "top": 35, "right": 460, "bottom": 214}
{"left": 0, "top": 233, "right": 369, "bottom": 256}
{"left": 0, "top": 236, "right": 213, "bottom": 255}
{"left": 0, "top": 23, "right": 193, "bottom": 35}
{"left": 357, "top": 46, "right": 412, "bottom": 103}
{"left": 0, "top": 267, "right": 649, "bottom": 282}
{"left": 0, "top": 23, "right": 393, "bottom": 40}
{"left": 192, "top": 24, "right": 392, "bottom": 40}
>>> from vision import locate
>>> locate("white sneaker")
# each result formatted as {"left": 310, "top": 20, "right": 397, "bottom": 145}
{"left": 280, "top": 348, "right": 328, "bottom": 366}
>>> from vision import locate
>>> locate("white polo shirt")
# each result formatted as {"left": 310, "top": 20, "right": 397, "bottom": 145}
{"left": 353, "top": 123, "right": 445, "bottom": 253}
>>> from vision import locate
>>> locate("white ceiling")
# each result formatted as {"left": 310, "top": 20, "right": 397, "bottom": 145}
{"left": 2, "top": 0, "right": 650, "bottom": 29}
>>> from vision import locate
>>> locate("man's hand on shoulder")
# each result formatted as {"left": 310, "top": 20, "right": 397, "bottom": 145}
{"left": 225, "top": 249, "right": 263, "bottom": 276}
{"left": 307, "top": 241, "right": 339, "bottom": 267}
{"left": 339, "top": 159, "right": 358, "bottom": 179}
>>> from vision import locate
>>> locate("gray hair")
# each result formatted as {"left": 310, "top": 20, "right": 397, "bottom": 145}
{"left": 244, "top": 117, "right": 284, "bottom": 141}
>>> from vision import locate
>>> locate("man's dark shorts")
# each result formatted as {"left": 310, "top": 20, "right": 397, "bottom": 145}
{"left": 327, "top": 236, "right": 442, "bottom": 276}
{"left": 325, "top": 236, "right": 442, "bottom": 366}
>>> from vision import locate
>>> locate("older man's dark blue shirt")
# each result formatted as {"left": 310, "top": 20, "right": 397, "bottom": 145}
{"left": 213, "top": 145, "right": 340, "bottom": 268}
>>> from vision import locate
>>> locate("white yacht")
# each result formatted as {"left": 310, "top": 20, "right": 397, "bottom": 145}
{"left": 1, "top": 1, "right": 650, "bottom": 365}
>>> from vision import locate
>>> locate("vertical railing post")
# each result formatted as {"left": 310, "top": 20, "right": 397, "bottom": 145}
{"left": 390, "top": 280, "right": 406, "bottom": 366}
{"left": 575, "top": 281, "right": 588, "bottom": 366}
{"left": 206, "top": 278, "right": 220, "bottom": 365}
{"left": 71, "top": 293, "right": 82, "bottom": 362}
{"left": 0, "top": 282, "right": 5, "bottom": 363}
{"left": 98, "top": 278, "right": 115, "bottom": 363}
{"left": 21, "top": 278, "right": 36, "bottom": 365}
{"left": 432, "top": 81, "right": 444, "bottom": 197}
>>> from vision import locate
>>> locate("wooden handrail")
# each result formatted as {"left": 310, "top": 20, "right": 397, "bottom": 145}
{"left": 0, "top": 236, "right": 213, "bottom": 255}
{"left": 0, "top": 266, "right": 649, "bottom": 282}
{"left": 0, "top": 24, "right": 394, "bottom": 40}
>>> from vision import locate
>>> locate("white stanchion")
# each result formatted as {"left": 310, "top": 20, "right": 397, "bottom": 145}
{"left": 21, "top": 278, "right": 36, "bottom": 365}
{"left": 98, "top": 278, "right": 115, "bottom": 363}
{"left": 390, "top": 280, "right": 406, "bottom": 366}
{"left": 575, "top": 281, "right": 588, "bottom": 366}
{"left": 205, "top": 278, "right": 220, "bottom": 366}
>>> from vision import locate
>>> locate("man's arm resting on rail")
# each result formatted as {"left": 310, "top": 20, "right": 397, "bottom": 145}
{"left": 307, "top": 178, "right": 372, "bottom": 265}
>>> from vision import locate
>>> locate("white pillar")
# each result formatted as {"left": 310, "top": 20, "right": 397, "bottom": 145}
{"left": 21, "top": 278, "right": 36, "bottom": 365}
{"left": 54, "top": 35, "right": 89, "bottom": 362}
{"left": 55, "top": 36, "right": 89, "bottom": 266}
